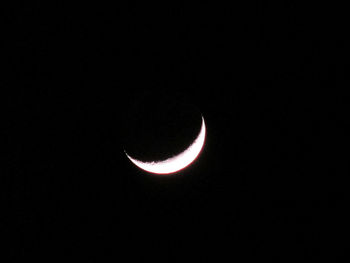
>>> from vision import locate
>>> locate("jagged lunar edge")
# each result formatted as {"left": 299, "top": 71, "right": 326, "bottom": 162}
{"left": 124, "top": 116, "right": 206, "bottom": 174}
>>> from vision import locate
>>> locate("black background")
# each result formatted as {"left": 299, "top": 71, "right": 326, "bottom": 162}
{"left": 3, "top": 2, "right": 349, "bottom": 261}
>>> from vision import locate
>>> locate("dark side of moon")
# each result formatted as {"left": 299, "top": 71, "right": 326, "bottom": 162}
{"left": 123, "top": 100, "right": 202, "bottom": 163}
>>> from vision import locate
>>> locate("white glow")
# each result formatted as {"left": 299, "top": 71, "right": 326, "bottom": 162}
{"left": 125, "top": 116, "right": 206, "bottom": 175}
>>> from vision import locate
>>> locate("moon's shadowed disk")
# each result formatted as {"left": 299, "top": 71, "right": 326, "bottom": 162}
{"left": 123, "top": 95, "right": 203, "bottom": 164}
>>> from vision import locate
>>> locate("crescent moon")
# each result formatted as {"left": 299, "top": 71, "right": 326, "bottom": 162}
{"left": 125, "top": 116, "right": 206, "bottom": 175}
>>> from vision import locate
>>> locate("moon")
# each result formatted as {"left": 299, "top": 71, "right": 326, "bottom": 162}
{"left": 125, "top": 115, "right": 206, "bottom": 175}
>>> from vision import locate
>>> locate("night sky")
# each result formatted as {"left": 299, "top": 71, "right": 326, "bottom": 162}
{"left": 4, "top": 2, "right": 348, "bottom": 261}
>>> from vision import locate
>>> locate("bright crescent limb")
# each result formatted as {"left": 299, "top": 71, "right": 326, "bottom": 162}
{"left": 125, "top": 116, "right": 206, "bottom": 174}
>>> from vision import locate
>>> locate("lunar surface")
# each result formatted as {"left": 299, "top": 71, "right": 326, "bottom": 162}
{"left": 125, "top": 116, "right": 206, "bottom": 175}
